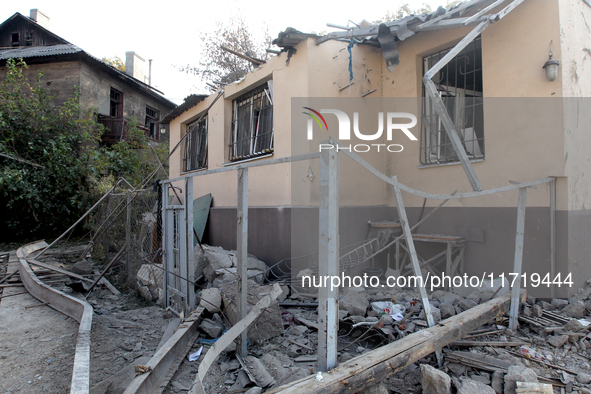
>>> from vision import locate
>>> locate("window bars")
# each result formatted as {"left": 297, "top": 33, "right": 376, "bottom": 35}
{"left": 183, "top": 115, "right": 208, "bottom": 172}
{"left": 230, "top": 84, "right": 274, "bottom": 162}
{"left": 421, "top": 37, "right": 484, "bottom": 165}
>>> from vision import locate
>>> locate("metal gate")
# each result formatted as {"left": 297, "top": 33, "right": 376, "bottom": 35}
{"left": 161, "top": 177, "right": 195, "bottom": 315}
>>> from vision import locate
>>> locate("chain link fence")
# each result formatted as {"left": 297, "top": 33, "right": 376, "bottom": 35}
{"left": 87, "top": 183, "right": 162, "bottom": 297}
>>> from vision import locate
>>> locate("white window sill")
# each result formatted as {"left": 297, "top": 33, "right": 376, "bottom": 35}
{"left": 180, "top": 167, "right": 208, "bottom": 175}
{"left": 418, "top": 158, "right": 484, "bottom": 169}
{"left": 224, "top": 153, "right": 274, "bottom": 166}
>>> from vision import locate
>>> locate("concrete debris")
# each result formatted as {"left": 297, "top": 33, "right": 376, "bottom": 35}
{"left": 504, "top": 365, "right": 538, "bottom": 394}
{"left": 550, "top": 298, "right": 569, "bottom": 309}
{"left": 547, "top": 334, "right": 569, "bottom": 348}
{"left": 221, "top": 280, "right": 283, "bottom": 344}
{"left": 195, "top": 245, "right": 268, "bottom": 283}
{"left": 439, "top": 303, "right": 456, "bottom": 319}
{"left": 562, "top": 301, "right": 586, "bottom": 318}
{"left": 71, "top": 259, "right": 93, "bottom": 275}
{"left": 577, "top": 372, "right": 591, "bottom": 384}
{"left": 564, "top": 318, "right": 585, "bottom": 332}
{"left": 420, "top": 364, "right": 452, "bottom": 394}
{"left": 199, "top": 317, "right": 224, "bottom": 339}
{"left": 199, "top": 287, "right": 222, "bottom": 313}
{"left": 456, "top": 298, "right": 479, "bottom": 311}
{"left": 491, "top": 371, "right": 504, "bottom": 394}
{"left": 244, "top": 356, "right": 275, "bottom": 388}
{"left": 136, "top": 264, "right": 163, "bottom": 303}
{"left": 458, "top": 378, "right": 496, "bottom": 394}
{"left": 339, "top": 290, "right": 369, "bottom": 316}
{"left": 359, "top": 382, "right": 390, "bottom": 393}
{"left": 244, "top": 388, "right": 262, "bottom": 394}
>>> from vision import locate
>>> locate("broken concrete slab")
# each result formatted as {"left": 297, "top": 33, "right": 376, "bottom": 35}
{"left": 563, "top": 301, "right": 586, "bottom": 318}
{"left": 339, "top": 291, "right": 369, "bottom": 316}
{"left": 564, "top": 318, "right": 585, "bottom": 332}
{"left": 199, "top": 318, "right": 224, "bottom": 338}
{"left": 547, "top": 334, "right": 569, "bottom": 348}
{"left": 199, "top": 287, "right": 222, "bottom": 313}
{"left": 136, "top": 264, "right": 163, "bottom": 303}
{"left": 440, "top": 303, "right": 456, "bottom": 319}
{"left": 458, "top": 379, "right": 496, "bottom": 394}
{"left": 71, "top": 259, "right": 93, "bottom": 275}
{"left": 244, "top": 356, "right": 275, "bottom": 388}
{"left": 503, "top": 365, "right": 538, "bottom": 394}
{"left": 456, "top": 299, "right": 478, "bottom": 311}
{"left": 550, "top": 298, "right": 569, "bottom": 309}
{"left": 221, "top": 280, "right": 283, "bottom": 344}
{"left": 420, "top": 364, "right": 451, "bottom": 394}
{"left": 491, "top": 371, "right": 503, "bottom": 394}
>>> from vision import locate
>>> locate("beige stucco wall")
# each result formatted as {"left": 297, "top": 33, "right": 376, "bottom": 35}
{"left": 168, "top": 0, "right": 569, "bottom": 212}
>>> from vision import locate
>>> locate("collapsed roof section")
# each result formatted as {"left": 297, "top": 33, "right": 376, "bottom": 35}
{"left": 273, "top": 0, "right": 521, "bottom": 73}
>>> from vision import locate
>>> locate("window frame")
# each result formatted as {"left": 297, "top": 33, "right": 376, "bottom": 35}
{"left": 183, "top": 115, "right": 208, "bottom": 172}
{"left": 420, "top": 37, "right": 484, "bottom": 166}
{"left": 229, "top": 83, "right": 274, "bottom": 162}
{"left": 109, "top": 88, "right": 124, "bottom": 118}
{"left": 145, "top": 106, "right": 160, "bottom": 140}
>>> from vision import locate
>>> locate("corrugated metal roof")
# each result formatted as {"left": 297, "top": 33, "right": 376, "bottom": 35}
{"left": 0, "top": 44, "right": 82, "bottom": 60}
{"left": 161, "top": 94, "right": 208, "bottom": 124}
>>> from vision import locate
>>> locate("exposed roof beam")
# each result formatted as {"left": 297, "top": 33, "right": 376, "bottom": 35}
{"left": 416, "top": 0, "right": 487, "bottom": 29}
{"left": 462, "top": 0, "right": 508, "bottom": 25}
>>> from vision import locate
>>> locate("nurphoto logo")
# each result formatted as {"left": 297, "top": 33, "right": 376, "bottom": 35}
{"left": 302, "top": 107, "right": 418, "bottom": 153}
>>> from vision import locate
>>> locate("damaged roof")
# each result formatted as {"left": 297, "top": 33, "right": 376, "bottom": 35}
{"left": 161, "top": 94, "right": 209, "bottom": 124}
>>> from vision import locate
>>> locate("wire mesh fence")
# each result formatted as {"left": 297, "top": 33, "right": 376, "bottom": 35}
{"left": 87, "top": 183, "right": 162, "bottom": 297}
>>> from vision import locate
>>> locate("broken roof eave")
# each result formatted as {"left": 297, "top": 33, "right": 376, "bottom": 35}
{"left": 314, "top": 0, "right": 512, "bottom": 45}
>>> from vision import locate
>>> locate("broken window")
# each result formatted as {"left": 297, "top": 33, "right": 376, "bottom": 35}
{"left": 183, "top": 115, "right": 208, "bottom": 172}
{"left": 420, "top": 37, "right": 484, "bottom": 165}
{"left": 109, "top": 88, "right": 123, "bottom": 117}
{"left": 145, "top": 106, "right": 160, "bottom": 140}
{"left": 229, "top": 82, "right": 274, "bottom": 162}
{"left": 11, "top": 32, "right": 19, "bottom": 46}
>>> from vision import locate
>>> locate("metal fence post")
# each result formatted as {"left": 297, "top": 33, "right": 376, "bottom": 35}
{"left": 185, "top": 176, "right": 195, "bottom": 311}
{"left": 237, "top": 168, "right": 249, "bottom": 357}
{"left": 126, "top": 190, "right": 132, "bottom": 273}
{"left": 509, "top": 187, "right": 527, "bottom": 330}
{"left": 161, "top": 182, "right": 169, "bottom": 309}
{"left": 318, "top": 146, "right": 339, "bottom": 372}
{"left": 392, "top": 175, "right": 442, "bottom": 366}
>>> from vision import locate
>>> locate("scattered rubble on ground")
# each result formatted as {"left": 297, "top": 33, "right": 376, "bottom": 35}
{"left": 4, "top": 241, "right": 591, "bottom": 393}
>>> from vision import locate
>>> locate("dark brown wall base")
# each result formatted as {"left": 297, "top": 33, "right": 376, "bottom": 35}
{"left": 204, "top": 206, "right": 585, "bottom": 297}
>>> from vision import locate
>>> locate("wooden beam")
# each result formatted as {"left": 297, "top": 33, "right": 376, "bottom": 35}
{"left": 27, "top": 259, "right": 94, "bottom": 284}
{"left": 268, "top": 291, "right": 524, "bottom": 394}
{"left": 220, "top": 45, "right": 264, "bottom": 66}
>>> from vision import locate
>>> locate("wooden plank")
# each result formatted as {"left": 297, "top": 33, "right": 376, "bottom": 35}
{"left": 269, "top": 292, "right": 522, "bottom": 394}
{"left": 27, "top": 259, "right": 94, "bottom": 284}
{"left": 123, "top": 307, "right": 205, "bottom": 394}
{"left": 449, "top": 340, "right": 526, "bottom": 347}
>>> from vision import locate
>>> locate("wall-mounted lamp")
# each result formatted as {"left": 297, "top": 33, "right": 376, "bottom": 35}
{"left": 543, "top": 41, "right": 560, "bottom": 82}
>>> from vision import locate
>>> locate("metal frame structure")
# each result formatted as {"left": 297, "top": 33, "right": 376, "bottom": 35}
{"left": 162, "top": 133, "right": 555, "bottom": 373}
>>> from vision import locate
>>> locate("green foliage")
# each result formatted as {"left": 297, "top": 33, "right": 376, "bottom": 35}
{"left": 0, "top": 58, "right": 102, "bottom": 238}
{"left": 0, "top": 59, "right": 165, "bottom": 240}
{"left": 176, "top": 14, "right": 273, "bottom": 89}
{"left": 101, "top": 56, "right": 126, "bottom": 71}
{"left": 375, "top": 0, "right": 462, "bottom": 23}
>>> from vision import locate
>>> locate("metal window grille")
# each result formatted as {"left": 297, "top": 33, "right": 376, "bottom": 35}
{"left": 421, "top": 37, "right": 484, "bottom": 165}
{"left": 229, "top": 84, "right": 274, "bottom": 162}
{"left": 183, "top": 115, "right": 208, "bottom": 172}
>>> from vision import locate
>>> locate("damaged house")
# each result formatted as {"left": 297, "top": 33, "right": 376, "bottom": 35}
{"left": 162, "top": 0, "right": 591, "bottom": 300}
{"left": 0, "top": 10, "right": 175, "bottom": 144}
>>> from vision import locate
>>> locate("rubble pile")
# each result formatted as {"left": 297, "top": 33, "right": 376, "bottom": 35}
{"left": 130, "top": 245, "right": 591, "bottom": 394}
